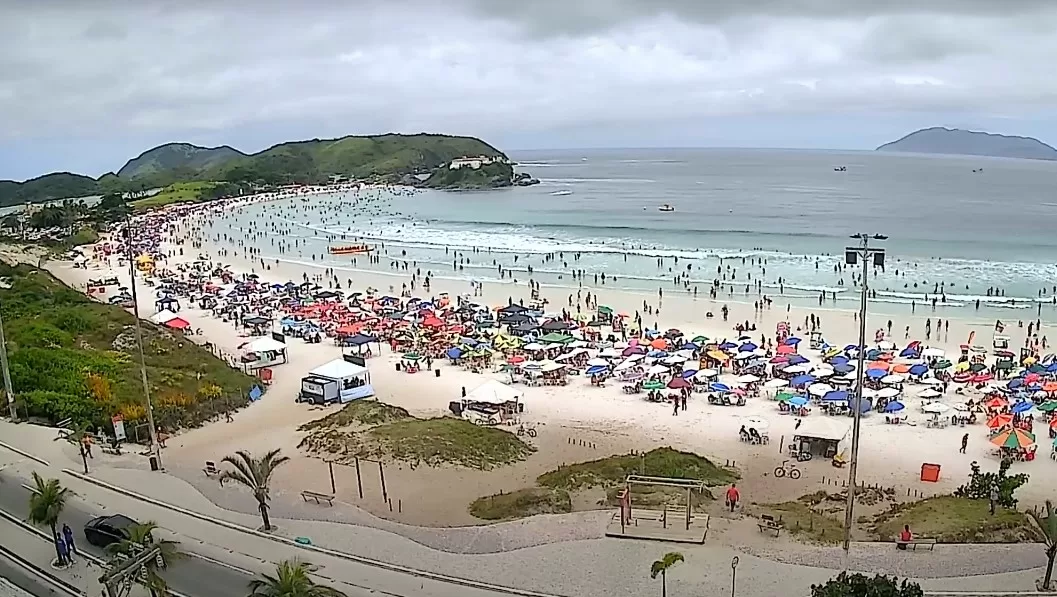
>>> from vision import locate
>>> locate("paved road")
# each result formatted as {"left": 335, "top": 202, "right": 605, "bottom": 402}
{"left": 0, "top": 470, "right": 253, "bottom": 597}
{"left": 0, "top": 556, "right": 66, "bottom": 597}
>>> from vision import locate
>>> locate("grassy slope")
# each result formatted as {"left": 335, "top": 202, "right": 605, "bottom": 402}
{"left": 0, "top": 263, "right": 259, "bottom": 431}
{"left": 871, "top": 496, "right": 1040, "bottom": 542}
{"left": 131, "top": 182, "right": 219, "bottom": 209}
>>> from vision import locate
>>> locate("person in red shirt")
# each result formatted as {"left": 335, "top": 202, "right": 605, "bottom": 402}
{"left": 725, "top": 483, "right": 740, "bottom": 513}
{"left": 897, "top": 524, "right": 912, "bottom": 549}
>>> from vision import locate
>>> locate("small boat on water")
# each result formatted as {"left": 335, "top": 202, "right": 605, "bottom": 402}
{"left": 328, "top": 244, "right": 373, "bottom": 255}
{"left": 658, "top": 204, "right": 676, "bottom": 212}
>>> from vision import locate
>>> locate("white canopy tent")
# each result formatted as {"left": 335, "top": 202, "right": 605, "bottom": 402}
{"left": 466, "top": 380, "right": 522, "bottom": 404}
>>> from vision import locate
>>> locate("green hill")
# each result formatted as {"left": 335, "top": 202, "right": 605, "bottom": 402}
{"left": 118, "top": 142, "right": 245, "bottom": 181}
{"left": 1, "top": 133, "right": 507, "bottom": 207}
{"left": 0, "top": 172, "right": 100, "bottom": 207}
{"left": 423, "top": 161, "right": 516, "bottom": 189}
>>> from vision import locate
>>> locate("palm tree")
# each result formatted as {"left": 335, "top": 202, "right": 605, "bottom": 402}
{"left": 27, "top": 472, "right": 68, "bottom": 565}
{"left": 650, "top": 552, "right": 685, "bottom": 597}
{"left": 105, "top": 521, "right": 182, "bottom": 597}
{"left": 219, "top": 449, "right": 290, "bottom": 531}
{"left": 1030, "top": 500, "right": 1057, "bottom": 589}
{"left": 248, "top": 559, "right": 346, "bottom": 597}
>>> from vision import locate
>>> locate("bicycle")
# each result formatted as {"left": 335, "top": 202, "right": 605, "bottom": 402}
{"left": 773, "top": 459, "right": 802, "bottom": 479}
{"left": 517, "top": 423, "right": 537, "bottom": 438}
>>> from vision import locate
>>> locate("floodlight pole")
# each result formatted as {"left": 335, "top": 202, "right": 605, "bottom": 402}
{"left": 0, "top": 302, "right": 16, "bottom": 420}
{"left": 124, "top": 216, "right": 163, "bottom": 471}
{"left": 841, "top": 233, "right": 886, "bottom": 561}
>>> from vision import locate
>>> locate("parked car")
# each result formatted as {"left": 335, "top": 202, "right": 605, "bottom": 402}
{"left": 83, "top": 514, "right": 144, "bottom": 548}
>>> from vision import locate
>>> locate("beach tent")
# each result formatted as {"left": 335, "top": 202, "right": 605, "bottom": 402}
{"left": 467, "top": 380, "right": 522, "bottom": 405}
{"left": 149, "top": 309, "right": 179, "bottom": 325}
{"left": 793, "top": 418, "right": 851, "bottom": 458}
{"left": 163, "top": 317, "right": 190, "bottom": 330}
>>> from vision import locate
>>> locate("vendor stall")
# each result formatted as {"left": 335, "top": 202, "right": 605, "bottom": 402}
{"left": 297, "top": 356, "right": 373, "bottom": 404}
{"left": 790, "top": 418, "right": 850, "bottom": 460}
{"left": 240, "top": 336, "right": 289, "bottom": 370}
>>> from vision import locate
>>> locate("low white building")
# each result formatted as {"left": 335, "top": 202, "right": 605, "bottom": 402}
{"left": 448, "top": 155, "right": 506, "bottom": 170}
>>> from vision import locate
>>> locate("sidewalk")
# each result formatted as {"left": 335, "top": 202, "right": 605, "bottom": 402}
{"left": 0, "top": 514, "right": 102, "bottom": 597}
{"left": 0, "top": 420, "right": 1048, "bottom": 597}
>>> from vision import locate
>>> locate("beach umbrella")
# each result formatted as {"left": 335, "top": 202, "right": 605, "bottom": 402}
{"left": 1044, "top": 382, "right": 1057, "bottom": 393}
{"left": 822, "top": 390, "right": 849, "bottom": 402}
{"left": 884, "top": 401, "right": 905, "bottom": 413}
{"left": 829, "top": 355, "right": 849, "bottom": 365}
{"left": 776, "top": 344, "right": 796, "bottom": 355}
{"left": 651, "top": 338, "right": 669, "bottom": 350}
{"left": 899, "top": 346, "right": 919, "bottom": 358}
{"left": 764, "top": 379, "right": 789, "bottom": 389}
{"left": 952, "top": 372, "right": 973, "bottom": 383}
{"left": 985, "top": 397, "right": 1009, "bottom": 409}
{"left": 681, "top": 342, "right": 700, "bottom": 351}
{"left": 647, "top": 364, "right": 670, "bottom": 375}
{"left": 787, "top": 355, "right": 809, "bottom": 365}
{"left": 585, "top": 365, "right": 608, "bottom": 376}
{"left": 876, "top": 387, "right": 901, "bottom": 399}
{"left": 587, "top": 358, "right": 610, "bottom": 367}
{"left": 783, "top": 364, "right": 809, "bottom": 374}
{"left": 908, "top": 364, "right": 929, "bottom": 377}
{"left": 934, "top": 359, "right": 953, "bottom": 370}
{"left": 1038, "top": 400, "right": 1057, "bottom": 413}
{"left": 922, "top": 402, "right": 950, "bottom": 414}
{"left": 445, "top": 347, "right": 463, "bottom": 359}
{"left": 737, "top": 374, "right": 761, "bottom": 384}
{"left": 668, "top": 377, "right": 692, "bottom": 389}
{"left": 643, "top": 380, "right": 664, "bottom": 390}
{"left": 891, "top": 363, "right": 911, "bottom": 374}
{"left": 789, "top": 374, "right": 816, "bottom": 387}
{"left": 881, "top": 374, "right": 905, "bottom": 384}
{"left": 710, "top": 382, "right": 731, "bottom": 393}
{"left": 833, "top": 363, "right": 855, "bottom": 374}
{"left": 918, "top": 388, "right": 942, "bottom": 399}
{"left": 865, "top": 368, "right": 886, "bottom": 380}
{"left": 971, "top": 373, "right": 994, "bottom": 384}
{"left": 784, "top": 395, "right": 809, "bottom": 407}
{"left": 808, "top": 383, "right": 835, "bottom": 397}
{"left": 506, "top": 355, "right": 525, "bottom": 364}
{"left": 785, "top": 337, "right": 801, "bottom": 346}
{"left": 681, "top": 369, "right": 697, "bottom": 378}
{"left": 1011, "top": 401, "right": 1034, "bottom": 414}
{"left": 989, "top": 428, "right": 1036, "bottom": 449}
{"left": 769, "top": 356, "right": 789, "bottom": 364}
{"left": 987, "top": 413, "right": 1013, "bottom": 428}
{"left": 812, "top": 368, "right": 834, "bottom": 378}
{"left": 622, "top": 345, "right": 647, "bottom": 357}
{"left": 739, "top": 342, "right": 758, "bottom": 352}
{"left": 691, "top": 335, "right": 709, "bottom": 344}
{"left": 867, "top": 360, "right": 890, "bottom": 371}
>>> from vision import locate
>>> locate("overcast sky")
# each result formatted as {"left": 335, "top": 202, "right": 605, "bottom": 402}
{"left": 3, "top": 0, "right": 1057, "bottom": 180}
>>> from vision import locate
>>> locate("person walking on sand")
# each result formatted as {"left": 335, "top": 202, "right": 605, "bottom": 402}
{"left": 725, "top": 483, "right": 740, "bottom": 513}
{"left": 960, "top": 433, "right": 968, "bottom": 454}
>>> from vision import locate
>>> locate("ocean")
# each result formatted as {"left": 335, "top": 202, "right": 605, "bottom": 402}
{"left": 209, "top": 148, "right": 1057, "bottom": 321}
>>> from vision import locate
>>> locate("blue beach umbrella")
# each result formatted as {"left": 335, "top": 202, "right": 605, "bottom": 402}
{"left": 719, "top": 341, "right": 737, "bottom": 350}
{"left": 788, "top": 355, "right": 809, "bottom": 365}
{"left": 1047, "top": 362, "right": 1057, "bottom": 373}
{"left": 786, "top": 396, "right": 809, "bottom": 407}
{"left": 790, "top": 374, "right": 816, "bottom": 387}
{"left": 908, "top": 364, "right": 929, "bottom": 376}
{"left": 586, "top": 365, "right": 608, "bottom": 376}
{"left": 844, "top": 344, "right": 862, "bottom": 352}
{"left": 866, "top": 369, "right": 887, "bottom": 379}
{"left": 899, "top": 347, "right": 920, "bottom": 358}
{"left": 681, "top": 369, "right": 697, "bottom": 378}
{"left": 1007, "top": 378, "right": 1024, "bottom": 390}
{"left": 834, "top": 363, "right": 855, "bottom": 374}
{"left": 1011, "top": 401, "right": 1034, "bottom": 414}
{"left": 785, "top": 337, "right": 801, "bottom": 345}
{"left": 682, "top": 342, "right": 700, "bottom": 350}
{"left": 829, "top": 355, "right": 849, "bottom": 365}
{"left": 739, "top": 342, "right": 758, "bottom": 352}
{"left": 710, "top": 382, "right": 731, "bottom": 393}
{"left": 822, "top": 390, "right": 849, "bottom": 402}
{"left": 865, "top": 349, "right": 882, "bottom": 360}
{"left": 884, "top": 401, "right": 905, "bottom": 413}
{"left": 445, "top": 347, "right": 463, "bottom": 359}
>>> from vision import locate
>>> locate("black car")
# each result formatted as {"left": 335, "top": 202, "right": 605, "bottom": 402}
{"left": 83, "top": 514, "right": 144, "bottom": 548}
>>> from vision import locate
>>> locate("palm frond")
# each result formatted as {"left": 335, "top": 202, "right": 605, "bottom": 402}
{"left": 650, "top": 552, "right": 684, "bottom": 579}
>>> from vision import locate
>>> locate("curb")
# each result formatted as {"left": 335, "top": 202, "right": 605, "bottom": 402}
{"left": 0, "top": 439, "right": 52, "bottom": 467}
{"left": 62, "top": 469, "right": 565, "bottom": 597}
{"left": 0, "top": 541, "right": 85, "bottom": 597}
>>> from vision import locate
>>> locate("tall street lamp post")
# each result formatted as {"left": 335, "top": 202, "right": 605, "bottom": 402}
{"left": 841, "top": 233, "right": 887, "bottom": 558}
{"left": 123, "top": 219, "right": 163, "bottom": 471}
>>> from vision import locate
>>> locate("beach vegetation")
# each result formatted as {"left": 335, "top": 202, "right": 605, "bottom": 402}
{"left": 104, "top": 521, "right": 183, "bottom": 597}
{"left": 0, "top": 172, "right": 99, "bottom": 208}
{"left": 422, "top": 161, "right": 514, "bottom": 189}
{"left": 536, "top": 447, "right": 738, "bottom": 491}
{"left": 218, "top": 449, "right": 290, "bottom": 531}
{"left": 1029, "top": 500, "right": 1057, "bottom": 590}
{"left": 27, "top": 472, "right": 69, "bottom": 565}
{"left": 811, "top": 572, "right": 922, "bottom": 597}
{"left": 248, "top": 559, "right": 347, "bottom": 597}
{"left": 298, "top": 405, "right": 534, "bottom": 470}
{"left": 297, "top": 400, "right": 411, "bottom": 430}
{"left": 757, "top": 497, "right": 847, "bottom": 544}
{"left": 871, "top": 495, "right": 1040, "bottom": 543}
{"left": 649, "top": 552, "right": 684, "bottom": 597}
{"left": 468, "top": 488, "right": 573, "bottom": 520}
{"left": 1, "top": 263, "right": 258, "bottom": 432}
{"left": 953, "top": 459, "right": 1028, "bottom": 508}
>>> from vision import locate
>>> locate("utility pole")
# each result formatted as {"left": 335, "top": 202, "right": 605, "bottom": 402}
{"left": 123, "top": 218, "right": 163, "bottom": 470}
{"left": 0, "top": 296, "right": 15, "bottom": 421}
{"left": 841, "top": 233, "right": 887, "bottom": 560}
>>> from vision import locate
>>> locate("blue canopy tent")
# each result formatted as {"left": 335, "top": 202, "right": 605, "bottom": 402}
{"left": 346, "top": 333, "right": 377, "bottom": 346}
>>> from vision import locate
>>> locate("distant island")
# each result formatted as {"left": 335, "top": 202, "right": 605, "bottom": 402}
{"left": 877, "top": 127, "right": 1057, "bottom": 161}
{"left": 0, "top": 133, "right": 530, "bottom": 207}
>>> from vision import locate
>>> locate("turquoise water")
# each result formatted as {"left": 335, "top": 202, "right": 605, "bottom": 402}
{"left": 207, "top": 148, "right": 1057, "bottom": 321}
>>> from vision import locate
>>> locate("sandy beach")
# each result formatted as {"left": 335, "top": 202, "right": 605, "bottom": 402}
{"left": 30, "top": 185, "right": 1057, "bottom": 535}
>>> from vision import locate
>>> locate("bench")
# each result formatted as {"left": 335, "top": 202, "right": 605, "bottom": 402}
{"left": 896, "top": 538, "right": 936, "bottom": 551}
{"left": 757, "top": 514, "right": 783, "bottom": 536}
{"left": 203, "top": 461, "right": 219, "bottom": 476}
{"left": 301, "top": 490, "right": 335, "bottom": 506}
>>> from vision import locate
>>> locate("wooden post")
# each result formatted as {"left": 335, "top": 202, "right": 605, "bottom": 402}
{"left": 328, "top": 460, "right": 336, "bottom": 494}
{"left": 378, "top": 460, "right": 388, "bottom": 502}
{"left": 355, "top": 457, "right": 363, "bottom": 499}
{"left": 685, "top": 487, "right": 692, "bottom": 530}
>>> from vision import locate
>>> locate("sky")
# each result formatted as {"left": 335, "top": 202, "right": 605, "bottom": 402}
{"left": 3, "top": 0, "right": 1057, "bottom": 180}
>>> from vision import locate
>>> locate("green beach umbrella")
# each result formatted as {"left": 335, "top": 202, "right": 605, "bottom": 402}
{"left": 777, "top": 392, "right": 798, "bottom": 402}
{"left": 1039, "top": 401, "right": 1057, "bottom": 413}
{"left": 995, "top": 359, "right": 1014, "bottom": 371}
{"left": 692, "top": 335, "right": 709, "bottom": 344}
{"left": 643, "top": 381, "right": 664, "bottom": 390}
{"left": 540, "top": 332, "right": 574, "bottom": 344}
{"left": 403, "top": 352, "right": 420, "bottom": 360}
{"left": 933, "top": 359, "right": 953, "bottom": 370}
{"left": 597, "top": 305, "right": 613, "bottom": 315}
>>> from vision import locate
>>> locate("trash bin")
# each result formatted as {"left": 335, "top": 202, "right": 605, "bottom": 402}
{"left": 435, "top": 369, "right": 441, "bottom": 378}
{"left": 149, "top": 455, "right": 159, "bottom": 471}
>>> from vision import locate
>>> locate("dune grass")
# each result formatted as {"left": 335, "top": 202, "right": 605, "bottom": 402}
{"left": 536, "top": 447, "right": 738, "bottom": 491}
{"left": 131, "top": 182, "right": 219, "bottom": 209}
{"left": 469, "top": 488, "right": 572, "bottom": 520}
{"left": 298, "top": 400, "right": 412, "bottom": 430}
{"left": 871, "top": 496, "right": 1041, "bottom": 543}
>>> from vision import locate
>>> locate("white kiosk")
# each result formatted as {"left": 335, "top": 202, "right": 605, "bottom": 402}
{"left": 298, "top": 356, "right": 374, "bottom": 405}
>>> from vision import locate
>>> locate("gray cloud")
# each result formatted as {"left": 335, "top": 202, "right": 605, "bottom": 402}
{"left": 1, "top": 0, "right": 1056, "bottom": 170}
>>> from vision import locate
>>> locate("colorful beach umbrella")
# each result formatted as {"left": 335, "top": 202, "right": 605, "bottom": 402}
{"left": 643, "top": 381, "right": 664, "bottom": 390}
{"left": 1038, "top": 400, "right": 1057, "bottom": 413}
{"left": 987, "top": 413, "right": 1013, "bottom": 428}
{"left": 989, "top": 428, "right": 1036, "bottom": 449}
